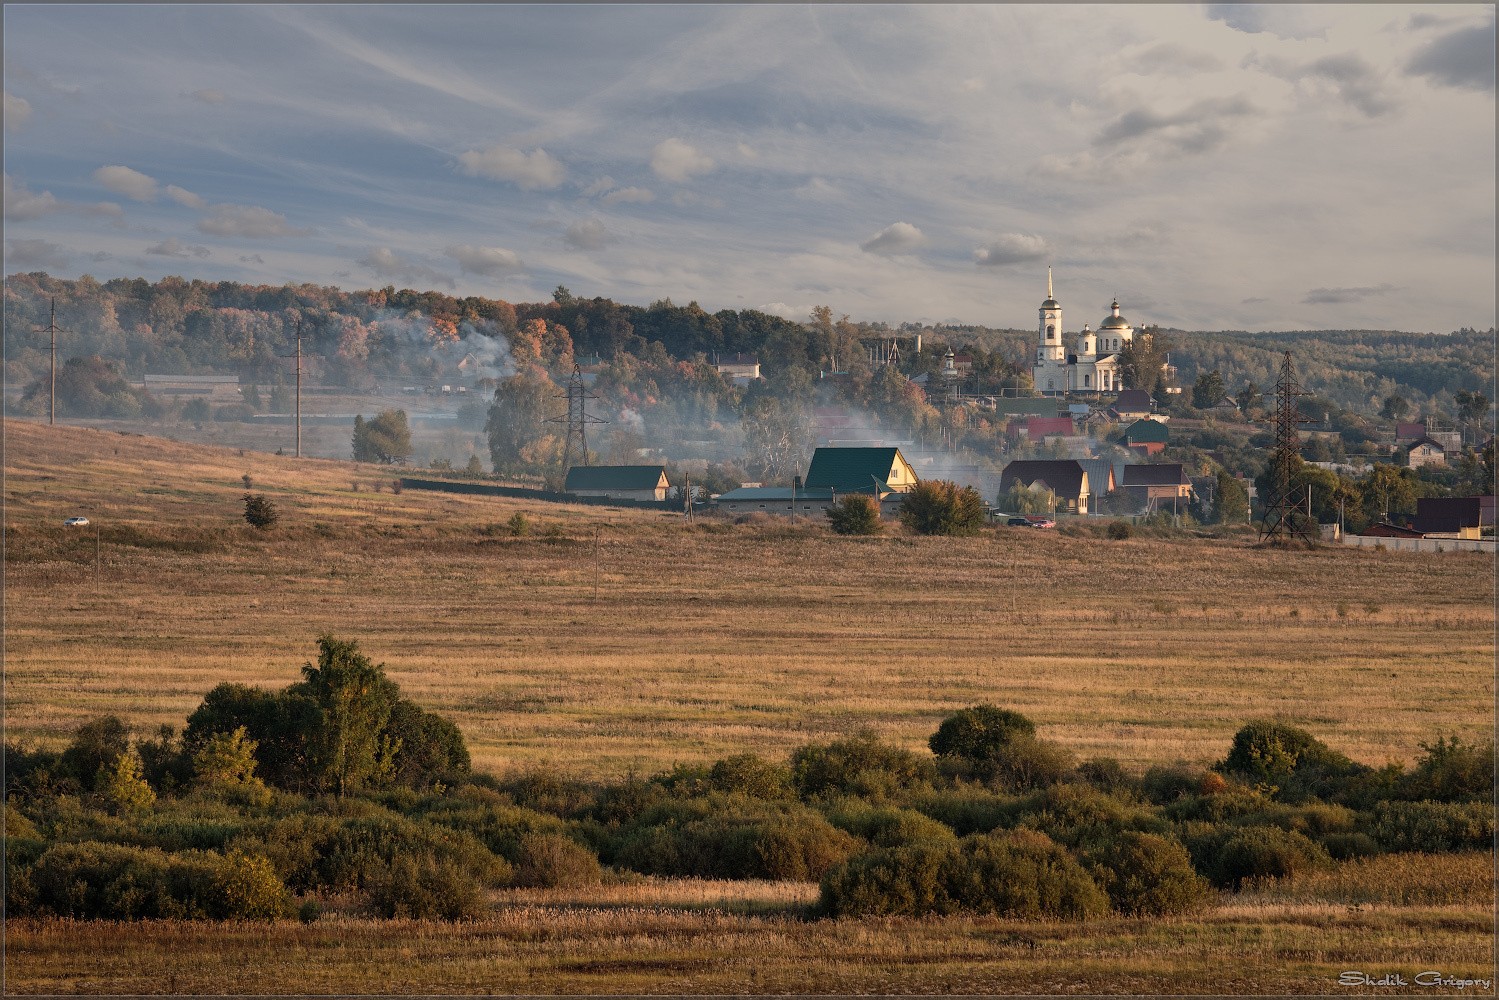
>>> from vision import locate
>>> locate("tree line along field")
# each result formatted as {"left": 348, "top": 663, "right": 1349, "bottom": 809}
{"left": 4, "top": 419, "right": 1495, "bottom": 994}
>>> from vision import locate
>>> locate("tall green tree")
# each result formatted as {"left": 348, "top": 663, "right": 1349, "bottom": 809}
{"left": 1192, "top": 370, "right": 1227, "bottom": 409}
{"left": 1213, "top": 469, "right": 1250, "bottom": 524}
{"left": 299, "top": 636, "right": 401, "bottom": 798}
{"left": 486, "top": 372, "right": 561, "bottom": 475}
{"left": 351, "top": 410, "right": 411, "bottom": 464}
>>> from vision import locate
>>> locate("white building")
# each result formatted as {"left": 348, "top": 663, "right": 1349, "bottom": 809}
{"left": 1031, "top": 269, "right": 1132, "bottom": 395}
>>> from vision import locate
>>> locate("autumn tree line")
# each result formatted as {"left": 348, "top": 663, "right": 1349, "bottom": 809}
{"left": 3, "top": 272, "right": 1493, "bottom": 505}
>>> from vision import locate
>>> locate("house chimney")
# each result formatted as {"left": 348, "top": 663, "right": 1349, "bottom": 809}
{"left": 794, "top": 475, "right": 803, "bottom": 491}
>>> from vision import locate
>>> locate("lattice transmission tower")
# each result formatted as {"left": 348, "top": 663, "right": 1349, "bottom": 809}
{"left": 549, "top": 363, "right": 607, "bottom": 470}
{"left": 1258, "top": 350, "right": 1315, "bottom": 543}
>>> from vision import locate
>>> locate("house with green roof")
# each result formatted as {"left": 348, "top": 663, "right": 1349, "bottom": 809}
{"left": 1120, "top": 417, "right": 1170, "bottom": 455}
{"left": 803, "top": 447, "right": 919, "bottom": 497}
{"left": 563, "top": 465, "right": 670, "bottom": 501}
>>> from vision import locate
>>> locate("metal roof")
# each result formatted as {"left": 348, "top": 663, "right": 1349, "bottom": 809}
{"left": 999, "top": 460, "right": 1087, "bottom": 500}
{"left": 564, "top": 465, "right": 669, "bottom": 491}
{"left": 1122, "top": 418, "right": 1170, "bottom": 443}
{"left": 1121, "top": 463, "right": 1190, "bottom": 487}
{"left": 804, "top": 447, "right": 911, "bottom": 493}
{"left": 716, "top": 486, "right": 837, "bottom": 501}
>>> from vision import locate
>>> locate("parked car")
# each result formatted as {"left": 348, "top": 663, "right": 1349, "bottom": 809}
{"left": 1006, "top": 517, "right": 1031, "bottom": 527}
{"left": 1025, "top": 516, "right": 1057, "bottom": 529}
{"left": 63, "top": 516, "right": 90, "bottom": 527}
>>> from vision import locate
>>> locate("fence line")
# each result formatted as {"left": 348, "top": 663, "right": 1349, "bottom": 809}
{"left": 1341, "top": 535, "right": 1495, "bottom": 554}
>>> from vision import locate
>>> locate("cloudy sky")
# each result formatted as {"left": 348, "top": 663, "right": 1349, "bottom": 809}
{"left": 3, "top": 4, "right": 1494, "bottom": 332}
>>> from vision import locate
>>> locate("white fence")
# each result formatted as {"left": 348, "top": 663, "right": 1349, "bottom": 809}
{"left": 1342, "top": 535, "right": 1496, "bottom": 554}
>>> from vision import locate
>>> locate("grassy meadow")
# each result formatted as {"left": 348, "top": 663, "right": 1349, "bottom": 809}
{"left": 4, "top": 418, "right": 1495, "bottom": 995}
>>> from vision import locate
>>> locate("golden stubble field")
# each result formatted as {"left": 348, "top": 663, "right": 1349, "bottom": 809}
{"left": 5, "top": 420, "right": 1493, "bottom": 778}
{"left": 4, "top": 419, "right": 1495, "bottom": 996}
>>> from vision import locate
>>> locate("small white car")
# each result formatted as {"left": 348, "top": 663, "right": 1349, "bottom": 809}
{"left": 63, "top": 516, "right": 90, "bottom": 527}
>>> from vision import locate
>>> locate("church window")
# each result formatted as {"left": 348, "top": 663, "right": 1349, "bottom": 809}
{"left": 1047, "top": 326, "right": 1055, "bottom": 339}
{"left": 1084, "top": 374, "right": 1091, "bottom": 387}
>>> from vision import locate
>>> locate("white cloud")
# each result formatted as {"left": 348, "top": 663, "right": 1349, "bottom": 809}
{"left": 794, "top": 177, "right": 843, "bottom": 201}
{"left": 860, "top": 222, "right": 927, "bottom": 256}
{"left": 580, "top": 176, "right": 616, "bottom": 197}
{"left": 187, "top": 88, "right": 226, "bottom": 104}
{"left": 197, "top": 204, "right": 310, "bottom": 238}
{"left": 602, "top": 186, "right": 655, "bottom": 205}
{"left": 445, "top": 244, "right": 524, "bottom": 276}
{"left": 456, "top": 145, "right": 565, "bottom": 190}
{"left": 737, "top": 142, "right": 758, "bottom": 159}
{"left": 92, "top": 165, "right": 158, "bottom": 201}
{"left": 563, "top": 218, "right": 614, "bottom": 251}
{"left": 650, "top": 138, "right": 715, "bottom": 183}
{"left": 974, "top": 233, "right": 1050, "bottom": 267}
{"left": 4, "top": 91, "right": 33, "bottom": 131}
{"left": 165, "top": 184, "right": 206, "bottom": 209}
{"left": 146, "top": 238, "right": 211, "bottom": 259}
{"left": 5, "top": 238, "right": 71, "bottom": 270}
{"left": 3, "top": 173, "right": 61, "bottom": 220}
{"left": 82, "top": 202, "right": 125, "bottom": 219}
{"left": 359, "top": 246, "right": 455, "bottom": 289}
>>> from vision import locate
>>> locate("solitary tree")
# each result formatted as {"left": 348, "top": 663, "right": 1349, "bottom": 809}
{"left": 1235, "top": 382, "right": 1262, "bottom": 417}
{"left": 243, "top": 494, "right": 279, "bottom": 530}
{"left": 352, "top": 410, "right": 412, "bottom": 464}
{"left": 899, "top": 480, "right": 986, "bottom": 535}
{"left": 826, "top": 494, "right": 882, "bottom": 535}
{"left": 1380, "top": 394, "right": 1409, "bottom": 422}
{"left": 1213, "top": 469, "right": 1250, "bottom": 524}
{"left": 299, "top": 636, "right": 401, "bottom": 798}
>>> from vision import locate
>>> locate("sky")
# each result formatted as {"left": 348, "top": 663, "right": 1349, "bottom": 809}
{"left": 2, "top": 4, "right": 1494, "bottom": 333}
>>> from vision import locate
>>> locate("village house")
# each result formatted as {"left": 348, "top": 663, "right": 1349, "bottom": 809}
{"left": 1404, "top": 436, "right": 1447, "bottom": 469}
{"left": 999, "top": 459, "right": 1090, "bottom": 515}
{"left": 1410, "top": 495, "right": 1495, "bottom": 535}
{"left": 713, "top": 483, "right": 837, "bottom": 517}
{"left": 1075, "top": 459, "right": 1117, "bottom": 496}
{"left": 804, "top": 446, "right": 919, "bottom": 498}
{"left": 1120, "top": 417, "right": 1169, "bottom": 455}
{"left": 1120, "top": 464, "right": 1193, "bottom": 511}
{"left": 1109, "top": 389, "right": 1156, "bottom": 423}
{"left": 563, "top": 465, "right": 670, "bottom": 501}
{"left": 713, "top": 353, "right": 761, "bottom": 387}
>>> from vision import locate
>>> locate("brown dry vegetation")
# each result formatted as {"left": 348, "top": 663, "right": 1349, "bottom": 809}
{"left": 5, "top": 420, "right": 1491, "bottom": 778}
{"left": 4, "top": 419, "right": 1495, "bottom": 995}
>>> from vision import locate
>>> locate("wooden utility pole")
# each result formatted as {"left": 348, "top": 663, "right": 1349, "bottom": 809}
{"left": 35, "top": 298, "right": 66, "bottom": 425}
{"left": 295, "top": 319, "right": 303, "bottom": 458}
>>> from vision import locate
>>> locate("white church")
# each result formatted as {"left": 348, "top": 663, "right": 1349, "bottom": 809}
{"left": 1031, "top": 269, "right": 1135, "bottom": 395}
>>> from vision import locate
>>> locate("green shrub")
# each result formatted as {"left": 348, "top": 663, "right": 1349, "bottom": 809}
{"left": 59, "top": 716, "right": 130, "bottom": 789}
{"left": 242, "top": 494, "right": 279, "bottom": 530}
{"left": 790, "top": 731, "right": 935, "bottom": 801}
{"left": 587, "top": 776, "right": 671, "bottom": 827}
{"left": 818, "top": 841, "right": 958, "bottom": 917}
{"left": 908, "top": 789, "right": 1020, "bottom": 837}
{"left": 826, "top": 495, "right": 883, "bottom": 535}
{"left": 898, "top": 480, "right": 987, "bottom": 536}
{"left": 25, "top": 841, "right": 290, "bottom": 920}
{"left": 825, "top": 803, "right": 958, "bottom": 848}
{"left": 1076, "top": 757, "right": 1138, "bottom": 797}
{"left": 982, "top": 735, "right": 1077, "bottom": 791}
{"left": 1397, "top": 736, "right": 1495, "bottom": 803}
{"left": 1211, "top": 826, "right": 1330, "bottom": 889}
{"left": 512, "top": 832, "right": 603, "bottom": 888}
{"left": 1367, "top": 801, "right": 1495, "bottom": 853}
{"left": 1082, "top": 831, "right": 1211, "bottom": 916}
{"left": 821, "top": 830, "right": 1108, "bottom": 919}
{"left": 365, "top": 854, "right": 489, "bottom": 920}
{"left": 1218, "top": 720, "right": 1368, "bottom": 802}
{"left": 1141, "top": 763, "right": 1219, "bottom": 805}
{"left": 1105, "top": 520, "right": 1134, "bottom": 540}
{"left": 1161, "top": 788, "right": 1272, "bottom": 824}
{"left": 708, "top": 754, "right": 796, "bottom": 801}
{"left": 416, "top": 793, "right": 572, "bottom": 864}
{"left": 929, "top": 705, "right": 1036, "bottom": 762}
{"left": 951, "top": 830, "right": 1110, "bottom": 920}
{"left": 496, "top": 769, "right": 592, "bottom": 817}
{"left": 1013, "top": 784, "right": 1169, "bottom": 847}
{"left": 1319, "top": 831, "right": 1381, "bottom": 860}
{"left": 385, "top": 701, "right": 472, "bottom": 789}
{"left": 613, "top": 799, "right": 860, "bottom": 880}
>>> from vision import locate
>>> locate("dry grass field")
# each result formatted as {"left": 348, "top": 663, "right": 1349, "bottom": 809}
{"left": 4, "top": 418, "right": 1495, "bottom": 995}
